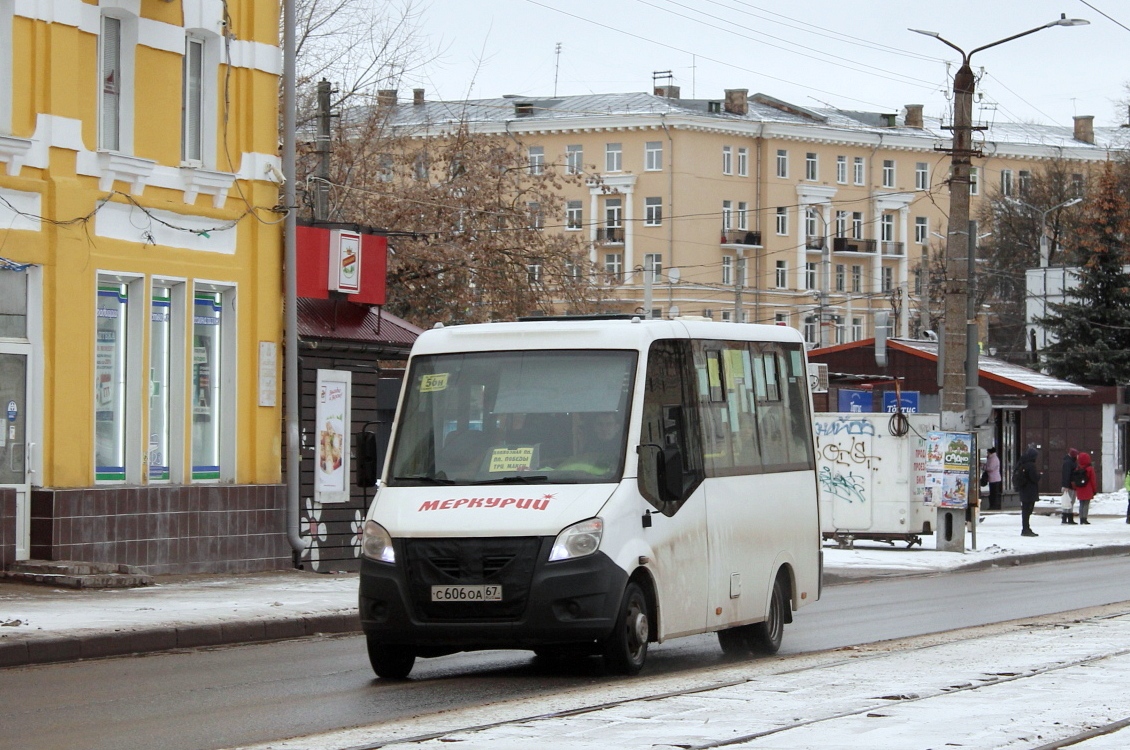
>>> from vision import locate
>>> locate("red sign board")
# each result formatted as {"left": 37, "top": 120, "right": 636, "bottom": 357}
{"left": 296, "top": 224, "right": 387, "bottom": 305}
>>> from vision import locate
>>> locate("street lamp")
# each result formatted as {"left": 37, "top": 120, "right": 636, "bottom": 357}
{"left": 1006, "top": 196, "right": 1082, "bottom": 267}
{"left": 909, "top": 15, "right": 1088, "bottom": 431}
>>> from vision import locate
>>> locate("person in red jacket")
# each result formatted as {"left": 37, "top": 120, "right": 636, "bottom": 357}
{"left": 1074, "top": 452, "right": 1097, "bottom": 525}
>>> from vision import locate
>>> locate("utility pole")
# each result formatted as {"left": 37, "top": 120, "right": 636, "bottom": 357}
{"left": 911, "top": 15, "right": 1088, "bottom": 430}
{"left": 314, "top": 79, "right": 332, "bottom": 222}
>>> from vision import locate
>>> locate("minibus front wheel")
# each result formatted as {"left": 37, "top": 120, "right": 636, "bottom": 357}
{"left": 367, "top": 636, "right": 416, "bottom": 679}
{"left": 602, "top": 582, "right": 649, "bottom": 675}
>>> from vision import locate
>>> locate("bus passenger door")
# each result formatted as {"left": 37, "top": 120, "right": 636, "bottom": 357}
{"left": 637, "top": 340, "right": 709, "bottom": 640}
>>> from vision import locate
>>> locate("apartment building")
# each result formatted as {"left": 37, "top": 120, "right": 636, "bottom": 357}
{"left": 385, "top": 86, "right": 1127, "bottom": 345}
{"left": 0, "top": 0, "right": 288, "bottom": 572}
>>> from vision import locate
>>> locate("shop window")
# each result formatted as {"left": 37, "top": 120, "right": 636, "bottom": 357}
{"left": 150, "top": 281, "right": 185, "bottom": 482}
{"left": 95, "top": 275, "right": 142, "bottom": 482}
{"left": 191, "top": 284, "right": 235, "bottom": 481}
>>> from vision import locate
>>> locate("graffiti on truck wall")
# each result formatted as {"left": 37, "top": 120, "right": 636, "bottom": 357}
{"left": 818, "top": 466, "right": 867, "bottom": 504}
{"left": 819, "top": 436, "right": 882, "bottom": 470}
{"left": 814, "top": 417, "right": 877, "bottom": 437}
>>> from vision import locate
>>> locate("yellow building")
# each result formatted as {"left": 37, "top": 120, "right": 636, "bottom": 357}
{"left": 388, "top": 87, "right": 1125, "bottom": 344}
{"left": 0, "top": 0, "right": 286, "bottom": 573}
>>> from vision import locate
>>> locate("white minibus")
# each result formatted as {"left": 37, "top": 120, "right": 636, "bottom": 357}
{"left": 358, "top": 317, "right": 822, "bottom": 678}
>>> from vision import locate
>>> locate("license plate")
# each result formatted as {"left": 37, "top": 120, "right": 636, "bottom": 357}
{"left": 431, "top": 584, "right": 502, "bottom": 602}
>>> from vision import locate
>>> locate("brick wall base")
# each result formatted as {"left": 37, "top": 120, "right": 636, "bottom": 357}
{"left": 29, "top": 485, "right": 292, "bottom": 575}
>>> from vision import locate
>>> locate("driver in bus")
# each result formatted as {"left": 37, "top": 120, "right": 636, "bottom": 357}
{"left": 557, "top": 412, "right": 622, "bottom": 477}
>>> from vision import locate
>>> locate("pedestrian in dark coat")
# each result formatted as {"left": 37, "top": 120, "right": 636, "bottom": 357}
{"left": 1018, "top": 446, "right": 1041, "bottom": 537}
{"left": 1074, "top": 452, "right": 1097, "bottom": 524}
{"left": 1060, "top": 448, "right": 1078, "bottom": 524}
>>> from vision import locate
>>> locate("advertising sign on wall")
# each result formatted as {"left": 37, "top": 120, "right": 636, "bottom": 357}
{"left": 837, "top": 389, "right": 873, "bottom": 413}
{"left": 924, "top": 431, "right": 972, "bottom": 509}
{"left": 315, "top": 369, "right": 352, "bottom": 504}
{"left": 882, "top": 391, "right": 920, "bottom": 413}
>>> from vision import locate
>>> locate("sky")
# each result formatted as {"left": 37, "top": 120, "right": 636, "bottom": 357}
{"left": 405, "top": 0, "right": 1130, "bottom": 129}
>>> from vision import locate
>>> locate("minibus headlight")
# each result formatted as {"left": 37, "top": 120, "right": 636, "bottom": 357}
{"left": 549, "top": 518, "right": 603, "bottom": 562}
{"left": 362, "top": 520, "right": 396, "bottom": 564}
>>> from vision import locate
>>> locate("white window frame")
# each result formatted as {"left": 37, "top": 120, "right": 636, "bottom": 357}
{"left": 835, "top": 210, "right": 847, "bottom": 237}
{"left": 775, "top": 207, "right": 788, "bottom": 236}
{"left": 605, "top": 143, "right": 622, "bottom": 173}
{"left": 645, "top": 141, "right": 662, "bottom": 171}
{"left": 722, "top": 200, "right": 733, "bottom": 231}
{"left": 149, "top": 278, "right": 187, "bottom": 483}
{"left": 851, "top": 265, "right": 862, "bottom": 293}
{"left": 527, "top": 146, "right": 545, "bottom": 175}
{"left": 1001, "top": 169, "right": 1013, "bottom": 196}
{"left": 834, "top": 264, "right": 845, "bottom": 292}
{"left": 805, "top": 152, "right": 817, "bottom": 181}
{"left": 836, "top": 155, "right": 847, "bottom": 184}
{"left": 644, "top": 197, "right": 662, "bottom": 226}
{"left": 852, "top": 212, "right": 863, "bottom": 239}
{"left": 565, "top": 145, "right": 583, "bottom": 174}
{"left": 805, "top": 208, "right": 818, "bottom": 239}
{"left": 803, "top": 316, "right": 817, "bottom": 345}
{"left": 737, "top": 147, "right": 748, "bottom": 177}
{"left": 853, "top": 157, "right": 864, "bottom": 185}
{"left": 881, "top": 266, "right": 893, "bottom": 292}
{"left": 805, "top": 262, "right": 817, "bottom": 290}
{"left": 643, "top": 253, "right": 662, "bottom": 283}
{"left": 99, "top": 12, "right": 138, "bottom": 153}
{"left": 190, "top": 281, "right": 237, "bottom": 482}
{"left": 882, "top": 159, "right": 895, "bottom": 188}
{"left": 722, "top": 145, "right": 733, "bottom": 175}
{"left": 737, "top": 201, "right": 748, "bottom": 231}
{"left": 970, "top": 166, "right": 980, "bottom": 196}
{"left": 776, "top": 149, "right": 788, "bottom": 178}
{"left": 722, "top": 255, "right": 733, "bottom": 285}
{"left": 94, "top": 272, "right": 144, "bottom": 484}
{"left": 527, "top": 201, "right": 544, "bottom": 230}
{"left": 604, "top": 253, "right": 623, "bottom": 281}
{"left": 1018, "top": 170, "right": 1031, "bottom": 196}
{"left": 881, "top": 214, "right": 894, "bottom": 242}
{"left": 775, "top": 311, "right": 789, "bottom": 326}
{"left": 775, "top": 261, "right": 788, "bottom": 289}
{"left": 915, "top": 162, "right": 928, "bottom": 191}
{"left": 852, "top": 317, "right": 863, "bottom": 342}
{"left": 565, "top": 200, "right": 582, "bottom": 230}
{"left": 915, "top": 216, "right": 928, "bottom": 244}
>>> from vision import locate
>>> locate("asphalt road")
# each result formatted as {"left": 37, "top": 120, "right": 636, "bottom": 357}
{"left": 3, "top": 554, "right": 1129, "bottom": 750}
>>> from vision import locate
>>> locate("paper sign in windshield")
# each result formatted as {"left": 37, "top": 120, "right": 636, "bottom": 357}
{"left": 489, "top": 447, "right": 534, "bottom": 473}
{"left": 420, "top": 373, "right": 449, "bottom": 392}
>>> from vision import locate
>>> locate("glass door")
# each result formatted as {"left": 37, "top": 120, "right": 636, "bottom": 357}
{"left": 0, "top": 345, "right": 29, "bottom": 559}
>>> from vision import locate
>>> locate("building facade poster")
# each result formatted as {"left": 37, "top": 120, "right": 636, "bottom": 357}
{"left": 924, "top": 431, "right": 972, "bottom": 509}
{"left": 315, "top": 369, "right": 351, "bottom": 504}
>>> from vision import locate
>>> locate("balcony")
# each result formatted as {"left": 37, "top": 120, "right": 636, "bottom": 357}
{"left": 881, "top": 241, "right": 905, "bottom": 257}
{"left": 832, "top": 237, "right": 877, "bottom": 254}
{"left": 599, "top": 226, "right": 624, "bottom": 244}
{"left": 720, "top": 229, "right": 762, "bottom": 246}
{"left": 805, "top": 235, "right": 826, "bottom": 250}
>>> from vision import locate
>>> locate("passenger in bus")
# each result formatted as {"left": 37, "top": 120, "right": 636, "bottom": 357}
{"left": 557, "top": 412, "right": 622, "bottom": 477}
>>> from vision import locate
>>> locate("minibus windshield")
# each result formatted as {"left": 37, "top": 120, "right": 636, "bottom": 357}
{"left": 388, "top": 350, "right": 637, "bottom": 486}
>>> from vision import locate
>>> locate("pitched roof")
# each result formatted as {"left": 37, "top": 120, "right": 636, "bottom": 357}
{"left": 375, "top": 91, "right": 1130, "bottom": 154}
{"left": 297, "top": 298, "right": 422, "bottom": 350}
{"left": 810, "top": 337, "right": 1093, "bottom": 396}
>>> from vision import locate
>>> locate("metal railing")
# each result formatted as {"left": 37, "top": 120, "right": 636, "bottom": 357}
{"left": 720, "top": 229, "right": 762, "bottom": 246}
{"left": 832, "top": 237, "right": 878, "bottom": 253}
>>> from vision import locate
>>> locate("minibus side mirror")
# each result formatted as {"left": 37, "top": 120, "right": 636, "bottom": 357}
{"left": 356, "top": 430, "right": 380, "bottom": 488}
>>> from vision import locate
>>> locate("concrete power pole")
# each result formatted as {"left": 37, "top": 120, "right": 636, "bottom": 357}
{"left": 314, "top": 79, "right": 332, "bottom": 222}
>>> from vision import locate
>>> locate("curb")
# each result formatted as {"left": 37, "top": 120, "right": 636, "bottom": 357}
{"left": 0, "top": 611, "right": 362, "bottom": 669}
{"left": 821, "top": 543, "right": 1130, "bottom": 584}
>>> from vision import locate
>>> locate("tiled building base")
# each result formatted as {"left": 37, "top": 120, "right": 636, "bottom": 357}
{"left": 0, "top": 488, "right": 15, "bottom": 568}
{"left": 29, "top": 485, "right": 292, "bottom": 575}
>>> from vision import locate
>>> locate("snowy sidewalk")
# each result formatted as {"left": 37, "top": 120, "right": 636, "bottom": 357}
{"left": 1, "top": 493, "right": 1127, "bottom": 669}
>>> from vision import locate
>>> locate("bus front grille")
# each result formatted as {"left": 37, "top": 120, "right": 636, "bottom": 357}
{"left": 402, "top": 537, "right": 541, "bottom": 621}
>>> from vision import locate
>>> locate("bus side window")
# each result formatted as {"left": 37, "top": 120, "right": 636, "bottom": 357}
{"left": 638, "top": 339, "right": 704, "bottom": 513}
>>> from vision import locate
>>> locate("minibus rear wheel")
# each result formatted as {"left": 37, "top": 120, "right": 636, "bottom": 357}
{"left": 602, "top": 582, "right": 649, "bottom": 675}
{"left": 366, "top": 637, "right": 416, "bottom": 679}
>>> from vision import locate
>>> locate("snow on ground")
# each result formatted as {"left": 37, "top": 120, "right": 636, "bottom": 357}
{"left": 823, "top": 490, "right": 1130, "bottom": 576}
{"left": 235, "top": 605, "right": 1130, "bottom": 750}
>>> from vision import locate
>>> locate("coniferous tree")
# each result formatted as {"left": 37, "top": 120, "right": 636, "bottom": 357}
{"left": 1039, "top": 163, "right": 1130, "bottom": 384}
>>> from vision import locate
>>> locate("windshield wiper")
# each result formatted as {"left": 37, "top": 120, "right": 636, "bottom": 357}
{"left": 470, "top": 474, "right": 550, "bottom": 485}
{"left": 392, "top": 475, "right": 456, "bottom": 485}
